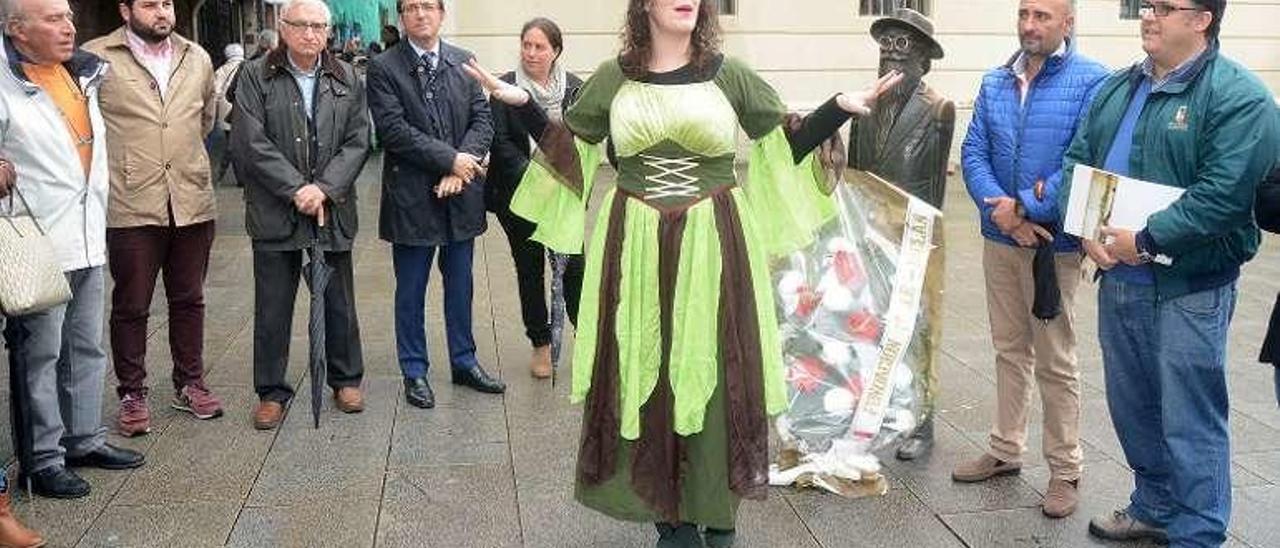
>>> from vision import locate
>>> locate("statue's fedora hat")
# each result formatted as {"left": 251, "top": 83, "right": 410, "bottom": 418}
{"left": 871, "top": 8, "right": 945, "bottom": 60}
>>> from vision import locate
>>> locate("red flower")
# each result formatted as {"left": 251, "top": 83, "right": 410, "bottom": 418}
{"left": 794, "top": 286, "right": 822, "bottom": 320}
{"left": 846, "top": 310, "right": 882, "bottom": 342}
{"left": 788, "top": 356, "right": 828, "bottom": 394}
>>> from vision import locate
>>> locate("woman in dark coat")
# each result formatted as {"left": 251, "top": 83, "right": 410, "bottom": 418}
{"left": 487, "top": 17, "right": 586, "bottom": 379}
{"left": 1257, "top": 165, "right": 1280, "bottom": 405}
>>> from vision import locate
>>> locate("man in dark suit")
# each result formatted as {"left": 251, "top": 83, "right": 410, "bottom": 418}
{"left": 847, "top": 8, "right": 956, "bottom": 461}
{"left": 367, "top": 0, "right": 502, "bottom": 410}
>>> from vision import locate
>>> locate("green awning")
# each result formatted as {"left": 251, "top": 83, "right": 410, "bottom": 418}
{"left": 326, "top": 0, "right": 397, "bottom": 42}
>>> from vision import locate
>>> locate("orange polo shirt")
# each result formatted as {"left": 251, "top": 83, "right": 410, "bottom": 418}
{"left": 23, "top": 63, "right": 93, "bottom": 177}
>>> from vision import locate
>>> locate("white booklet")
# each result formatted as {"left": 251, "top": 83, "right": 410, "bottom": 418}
{"left": 1063, "top": 165, "right": 1184, "bottom": 263}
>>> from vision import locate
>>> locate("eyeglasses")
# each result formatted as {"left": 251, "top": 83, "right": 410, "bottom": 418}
{"left": 281, "top": 19, "right": 330, "bottom": 34}
{"left": 1139, "top": 2, "right": 1205, "bottom": 18}
{"left": 878, "top": 35, "right": 912, "bottom": 53}
{"left": 401, "top": 2, "right": 442, "bottom": 15}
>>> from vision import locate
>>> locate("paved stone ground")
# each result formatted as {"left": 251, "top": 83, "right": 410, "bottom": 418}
{"left": 2, "top": 154, "right": 1279, "bottom": 547}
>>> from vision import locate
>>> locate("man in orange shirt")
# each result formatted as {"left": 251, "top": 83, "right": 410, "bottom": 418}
{"left": 0, "top": 0, "right": 145, "bottom": 504}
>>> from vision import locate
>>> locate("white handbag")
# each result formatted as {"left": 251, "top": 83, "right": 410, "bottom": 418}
{"left": 0, "top": 187, "right": 71, "bottom": 316}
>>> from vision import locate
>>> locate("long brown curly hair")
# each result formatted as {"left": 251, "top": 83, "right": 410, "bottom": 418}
{"left": 619, "top": 0, "right": 723, "bottom": 79}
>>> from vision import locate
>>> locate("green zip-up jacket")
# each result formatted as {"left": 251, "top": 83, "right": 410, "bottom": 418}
{"left": 1059, "top": 45, "right": 1279, "bottom": 298}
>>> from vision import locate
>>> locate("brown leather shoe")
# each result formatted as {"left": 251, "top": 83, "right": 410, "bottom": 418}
{"left": 530, "top": 345, "right": 552, "bottom": 379}
{"left": 0, "top": 492, "right": 45, "bottom": 548}
{"left": 252, "top": 401, "right": 285, "bottom": 430}
{"left": 1042, "top": 478, "right": 1079, "bottom": 518}
{"left": 334, "top": 387, "right": 364, "bottom": 414}
{"left": 951, "top": 453, "right": 1022, "bottom": 483}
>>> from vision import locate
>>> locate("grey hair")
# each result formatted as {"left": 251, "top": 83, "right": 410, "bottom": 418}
{"left": 279, "top": 0, "right": 331, "bottom": 24}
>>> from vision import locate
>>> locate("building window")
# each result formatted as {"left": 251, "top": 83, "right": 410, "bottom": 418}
{"left": 1121, "top": 0, "right": 1141, "bottom": 19}
{"left": 719, "top": 0, "right": 736, "bottom": 15}
{"left": 860, "top": 0, "right": 932, "bottom": 16}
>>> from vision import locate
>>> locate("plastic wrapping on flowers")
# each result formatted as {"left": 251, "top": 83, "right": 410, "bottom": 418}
{"left": 768, "top": 169, "right": 944, "bottom": 498}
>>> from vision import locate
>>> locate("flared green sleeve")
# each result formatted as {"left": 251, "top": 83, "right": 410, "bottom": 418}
{"left": 715, "top": 57, "right": 838, "bottom": 257}
{"left": 509, "top": 60, "right": 626, "bottom": 253}
{"left": 745, "top": 129, "right": 838, "bottom": 256}
{"left": 509, "top": 139, "right": 602, "bottom": 253}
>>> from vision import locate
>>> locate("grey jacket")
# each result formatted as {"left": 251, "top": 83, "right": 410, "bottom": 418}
{"left": 230, "top": 48, "right": 370, "bottom": 251}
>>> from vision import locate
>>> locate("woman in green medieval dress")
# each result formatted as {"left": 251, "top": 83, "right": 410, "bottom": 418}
{"left": 466, "top": 1, "right": 900, "bottom": 545}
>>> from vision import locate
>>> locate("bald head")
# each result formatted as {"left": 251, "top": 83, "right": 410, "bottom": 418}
{"left": 4, "top": 0, "right": 76, "bottom": 64}
{"left": 1018, "top": 0, "right": 1075, "bottom": 59}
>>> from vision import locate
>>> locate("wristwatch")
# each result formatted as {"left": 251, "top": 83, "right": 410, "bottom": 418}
{"left": 1135, "top": 229, "right": 1157, "bottom": 264}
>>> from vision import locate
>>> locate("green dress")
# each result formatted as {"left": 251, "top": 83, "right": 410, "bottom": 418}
{"left": 511, "top": 55, "right": 841, "bottom": 529}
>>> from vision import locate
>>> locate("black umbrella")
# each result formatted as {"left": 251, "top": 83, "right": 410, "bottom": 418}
{"left": 3, "top": 318, "right": 35, "bottom": 496}
{"left": 302, "top": 212, "right": 333, "bottom": 429}
{"left": 548, "top": 250, "right": 568, "bottom": 386}
{"left": 1031, "top": 222, "right": 1061, "bottom": 321}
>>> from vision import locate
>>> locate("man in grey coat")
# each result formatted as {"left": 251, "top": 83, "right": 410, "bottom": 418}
{"left": 230, "top": 0, "right": 370, "bottom": 430}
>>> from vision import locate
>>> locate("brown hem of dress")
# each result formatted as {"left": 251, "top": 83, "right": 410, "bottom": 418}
{"left": 576, "top": 190, "right": 770, "bottom": 524}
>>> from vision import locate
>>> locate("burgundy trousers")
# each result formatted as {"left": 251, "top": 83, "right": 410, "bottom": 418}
{"left": 107, "top": 221, "right": 216, "bottom": 399}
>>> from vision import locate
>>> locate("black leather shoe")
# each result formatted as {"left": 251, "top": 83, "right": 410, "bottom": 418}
{"left": 21, "top": 466, "right": 90, "bottom": 499}
{"left": 895, "top": 417, "right": 935, "bottom": 461}
{"left": 404, "top": 377, "right": 435, "bottom": 409}
{"left": 451, "top": 364, "right": 506, "bottom": 394}
{"left": 66, "top": 443, "right": 145, "bottom": 470}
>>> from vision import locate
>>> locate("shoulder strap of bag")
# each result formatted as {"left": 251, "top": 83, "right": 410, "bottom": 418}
{"left": 1, "top": 184, "right": 50, "bottom": 237}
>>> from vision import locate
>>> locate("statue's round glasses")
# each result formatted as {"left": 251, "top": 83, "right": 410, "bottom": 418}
{"left": 878, "top": 35, "right": 911, "bottom": 53}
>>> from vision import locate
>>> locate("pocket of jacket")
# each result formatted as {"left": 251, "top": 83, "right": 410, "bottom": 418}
{"left": 244, "top": 191, "right": 299, "bottom": 240}
{"left": 333, "top": 200, "right": 358, "bottom": 240}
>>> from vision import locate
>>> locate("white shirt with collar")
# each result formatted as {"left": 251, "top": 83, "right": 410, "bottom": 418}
{"left": 125, "top": 28, "right": 174, "bottom": 98}
{"left": 1013, "top": 40, "right": 1069, "bottom": 107}
{"left": 408, "top": 38, "right": 441, "bottom": 71}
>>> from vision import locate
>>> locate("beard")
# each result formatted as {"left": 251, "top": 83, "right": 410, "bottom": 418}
{"left": 130, "top": 20, "right": 173, "bottom": 44}
{"left": 878, "top": 57, "right": 923, "bottom": 110}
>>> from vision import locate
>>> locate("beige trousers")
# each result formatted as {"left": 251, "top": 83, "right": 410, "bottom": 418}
{"left": 983, "top": 240, "right": 1082, "bottom": 480}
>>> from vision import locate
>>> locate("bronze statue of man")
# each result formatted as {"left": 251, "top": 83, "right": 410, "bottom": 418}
{"left": 848, "top": 8, "right": 955, "bottom": 461}
{"left": 849, "top": 8, "right": 956, "bottom": 210}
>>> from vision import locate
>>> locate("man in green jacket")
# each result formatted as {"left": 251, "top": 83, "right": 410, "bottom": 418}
{"left": 1058, "top": 1, "right": 1278, "bottom": 546}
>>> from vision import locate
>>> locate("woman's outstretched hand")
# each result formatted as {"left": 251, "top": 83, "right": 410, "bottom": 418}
{"left": 463, "top": 58, "right": 530, "bottom": 106}
{"left": 836, "top": 70, "right": 904, "bottom": 116}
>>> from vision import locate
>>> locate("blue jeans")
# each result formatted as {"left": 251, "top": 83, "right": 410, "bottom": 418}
{"left": 393, "top": 241, "right": 479, "bottom": 379}
{"left": 1098, "top": 276, "right": 1236, "bottom": 548}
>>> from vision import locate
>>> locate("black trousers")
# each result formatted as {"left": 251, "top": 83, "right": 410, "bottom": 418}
{"left": 252, "top": 248, "right": 363, "bottom": 403}
{"left": 494, "top": 208, "right": 584, "bottom": 347}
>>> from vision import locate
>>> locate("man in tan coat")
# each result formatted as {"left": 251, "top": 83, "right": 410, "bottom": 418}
{"left": 84, "top": 0, "right": 222, "bottom": 437}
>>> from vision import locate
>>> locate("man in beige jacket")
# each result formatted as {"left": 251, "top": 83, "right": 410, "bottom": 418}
{"left": 84, "top": 0, "right": 222, "bottom": 437}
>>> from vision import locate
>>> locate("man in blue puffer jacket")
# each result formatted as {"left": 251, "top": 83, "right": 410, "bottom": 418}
{"left": 953, "top": 0, "right": 1107, "bottom": 520}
